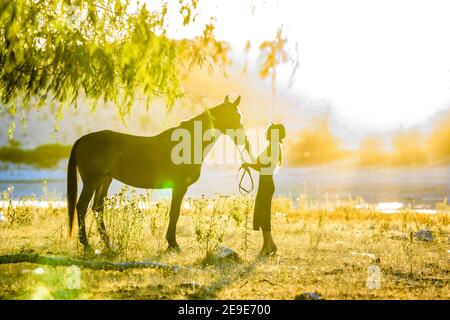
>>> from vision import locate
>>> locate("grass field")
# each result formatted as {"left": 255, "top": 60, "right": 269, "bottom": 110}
{"left": 0, "top": 190, "right": 449, "bottom": 300}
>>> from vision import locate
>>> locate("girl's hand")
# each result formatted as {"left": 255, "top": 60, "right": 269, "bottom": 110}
{"left": 242, "top": 162, "right": 261, "bottom": 172}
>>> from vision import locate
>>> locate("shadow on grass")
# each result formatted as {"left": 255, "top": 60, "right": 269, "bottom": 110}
{"left": 186, "top": 258, "right": 264, "bottom": 299}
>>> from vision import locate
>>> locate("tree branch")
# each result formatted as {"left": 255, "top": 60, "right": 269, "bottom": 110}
{"left": 0, "top": 253, "right": 185, "bottom": 272}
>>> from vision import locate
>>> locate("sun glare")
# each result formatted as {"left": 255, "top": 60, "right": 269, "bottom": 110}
{"left": 142, "top": 0, "right": 450, "bottom": 130}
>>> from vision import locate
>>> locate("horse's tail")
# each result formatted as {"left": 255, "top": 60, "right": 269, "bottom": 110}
{"left": 67, "top": 140, "right": 79, "bottom": 238}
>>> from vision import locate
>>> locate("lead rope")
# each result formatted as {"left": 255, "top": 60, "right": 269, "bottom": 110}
{"left": 237, "top": 165, "right": 254, "bottom": 195}
{"left": 237, "top": 145, "right": 254, "bottom": 195}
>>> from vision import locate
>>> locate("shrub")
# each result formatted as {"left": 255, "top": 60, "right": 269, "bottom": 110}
{"left": 0, "top": 143, "right": 71, "bottom": 168}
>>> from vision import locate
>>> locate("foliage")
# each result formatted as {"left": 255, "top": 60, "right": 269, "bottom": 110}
{"left": 0, "top": 0, "right": 216, "bottom": 113}
{"left": 287, "top": 116, "right": 342, "bottom": 166}
{"left": 0, "top": 143, "right": 70, "bottom": 168}
{"left": 226, "top": 196, "right": 253, "bottom": 260}
{"left": 146, "top": 193, "right": 170, "bottom": 252}
{"left": 436, "top": 198, "right": 449, "bottom": 214}
{"left": 0, "top": 0, "right": 296, "bottom": 138}
{"left": 358, "top": 136, "right": 389, "bottom": 166}
{"left": 258, "top": 27, "right": 296, "bottom": 92}
{"left": 391, "top": 129, "right": 428, "bottom": 166}
{"left": 190, "top": 195, "right": 231, "bottom": 259}
{"left": 285, "top": 111, "right": 450, "bottom": 167}
{"left": 358, "top": 115, "right": 450, "bottom": 167}
{"left": 103, "top": 186, "right": 146, "bottom": 257}
{"left": 429, "top": 110, "right": 450, "bottom": 162}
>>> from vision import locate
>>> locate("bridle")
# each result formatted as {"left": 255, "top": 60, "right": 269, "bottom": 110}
{"left": 206, "top": 107, "right": 255, "bottom": 195}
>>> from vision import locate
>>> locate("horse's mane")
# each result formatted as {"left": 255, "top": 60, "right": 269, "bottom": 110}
{"left": 180, "top": 110, "right": 206, "bottom": 126}
{"left": 178, "top": 104, "right": 221, "bottom": 128}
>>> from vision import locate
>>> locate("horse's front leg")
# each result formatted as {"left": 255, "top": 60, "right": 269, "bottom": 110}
{"left": 166, "top": 185, "right": 188, "bottom": 251}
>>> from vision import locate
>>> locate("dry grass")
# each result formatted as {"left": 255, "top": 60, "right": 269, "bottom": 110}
{"left": 0, "top": 192, "right": 449, "bottom": 300}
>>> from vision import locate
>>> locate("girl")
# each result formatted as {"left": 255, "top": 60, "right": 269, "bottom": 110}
{"left": 243, "top": 122, "right": 285, "bottom": 256}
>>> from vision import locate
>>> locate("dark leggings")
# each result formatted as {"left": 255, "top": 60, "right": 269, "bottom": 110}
{"left": 253, "top": 175, "right": 275, "bottom": 231}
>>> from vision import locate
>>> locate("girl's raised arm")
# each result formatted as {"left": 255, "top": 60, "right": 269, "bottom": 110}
{"left": 243, "top": 162, "right": 261, "bottom": 172}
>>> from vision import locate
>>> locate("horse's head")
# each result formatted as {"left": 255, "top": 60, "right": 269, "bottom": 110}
{"left": 211, "top": 95, "right": 254, "bottom": 160}
{"left": 213, "top": 94, "right": 243, "bottom": 128}
{"left": 212, "top": 95, "right": 244, "bottom": 139}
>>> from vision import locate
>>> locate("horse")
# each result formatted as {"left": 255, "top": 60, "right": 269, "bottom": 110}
{"left": 67, "top": 95, "right": 251, "bottom": 252}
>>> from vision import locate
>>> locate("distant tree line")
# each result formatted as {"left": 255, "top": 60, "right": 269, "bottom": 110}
{"left": 286, "top": 111, "right": 450, "bottom": 167}
{"left": 0, "top": 142, "right": 70, "bottom": 168}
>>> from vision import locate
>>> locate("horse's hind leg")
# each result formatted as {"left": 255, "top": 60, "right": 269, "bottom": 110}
{"left": 166, "top": 185, "right": 188, "bottom": 251}
{"left": 92, "top": 178, "right": 112, "bottom": 249}
{"left": 77, "top": 183, "right": 95, "bottom": 252}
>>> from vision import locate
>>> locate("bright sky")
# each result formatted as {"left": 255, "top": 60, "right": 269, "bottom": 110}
{"left": 149, "top": 0, "right": 450, "bottom": 131}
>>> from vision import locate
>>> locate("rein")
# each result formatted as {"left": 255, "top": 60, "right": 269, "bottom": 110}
{"left": 237, "top": 164, "right": 254, "bottom": 195}
{"left": 236, "top": 144, "right": 254, "bottom": 195}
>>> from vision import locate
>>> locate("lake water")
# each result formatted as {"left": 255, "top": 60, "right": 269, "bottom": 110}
{"left": 0, "top": 161, "right": 448, "bottom": 209}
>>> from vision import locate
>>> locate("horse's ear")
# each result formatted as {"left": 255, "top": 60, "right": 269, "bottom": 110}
{"left": 224, "top": 95, "right": 230, "bottom": 103}
{"left": 233, "top": 95, "right": 241, "bottom": 107}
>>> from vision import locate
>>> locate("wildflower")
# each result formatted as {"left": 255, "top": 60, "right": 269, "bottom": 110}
{"left": 33, "top": 267, "right": 45, "bottom": 275}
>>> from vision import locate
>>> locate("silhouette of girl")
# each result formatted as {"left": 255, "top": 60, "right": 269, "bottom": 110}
{"left": 243, "top": 122, "right": 285, "bottom": 256}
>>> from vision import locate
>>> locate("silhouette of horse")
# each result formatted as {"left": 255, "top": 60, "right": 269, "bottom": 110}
{"left": 67, "top": 95, "right": 250, "bottom": 252}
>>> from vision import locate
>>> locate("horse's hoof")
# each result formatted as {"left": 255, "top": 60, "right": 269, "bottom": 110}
{"left": 258, "top": 246, "right": 277, "bottom": 258}
{"left": 167, "top": 244, "right": 182, "bottom": 253}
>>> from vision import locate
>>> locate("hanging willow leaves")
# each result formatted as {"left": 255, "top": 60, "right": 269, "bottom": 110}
{"left": 0, "top": 0, "right": 297, "bottom": 137}
{"left": 0, "top": 1, "right": 226, "bottom": 114}
{"left": 259, "top": 27, "right": 292, "bottom": 93}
